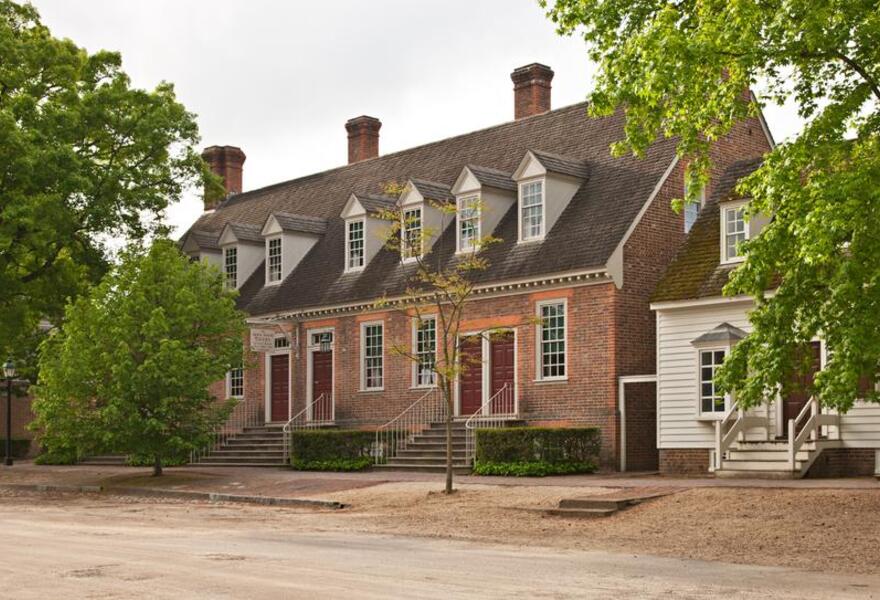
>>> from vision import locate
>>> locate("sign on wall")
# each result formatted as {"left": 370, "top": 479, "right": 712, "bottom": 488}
{"left": 249, "top": 328, "right": 277, "bottom": 353}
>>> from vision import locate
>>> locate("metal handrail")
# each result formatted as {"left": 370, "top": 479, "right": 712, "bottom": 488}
{"left": 374, "top": 387, "right": 445, "bottom": 465}
{"left": 283, "top": 393, "right": 331, "bottom": 459}
{"left": 464, "top": 383, "right": 515, "bottom": 463}
{"left": 190, "top": 395, "right": 263, "bottom": 464}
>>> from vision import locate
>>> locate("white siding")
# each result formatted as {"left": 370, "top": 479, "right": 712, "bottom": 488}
{"left": 657, "top": 299, "right": 880, "bottom": 450}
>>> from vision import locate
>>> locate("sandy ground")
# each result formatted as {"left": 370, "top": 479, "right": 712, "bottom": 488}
{"left": 0, "top": 490, "right": 878, "bottom": 599}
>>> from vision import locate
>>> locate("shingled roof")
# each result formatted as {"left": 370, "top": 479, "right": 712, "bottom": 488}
{"left": 184, "top": 102, "right": 679, "bottom": 317}
{"left": 271, "top": 212, "right": 328, "bottom": 235}
{"left": 651, "top": 157, "right": 763, "bottom": 303}
{"left": 530, "top": 149, "right": 591, "bottom": 179}
{"left": 466, "top": 165, "right": 517, "bottom": 191}
{"left": 409, "top": 179, "right": 454, "bottom": 203}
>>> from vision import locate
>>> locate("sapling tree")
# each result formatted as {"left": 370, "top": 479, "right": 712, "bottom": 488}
{"left": 32, "top": 239, "right": 246, "bottom": 475}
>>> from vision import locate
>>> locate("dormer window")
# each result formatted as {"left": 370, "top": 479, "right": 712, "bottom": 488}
{"left": 457, "top": 195, "right": 480, "bottom": 252}
{"left": 722, "top": 203, "right": 747, "bottom": 263}
{"left": 224, "top": 247, "right": 237, "bottom": 289}
{"left": 519, "top": 180, "right": 544, "bottom": 241}
{"left": 401, "top": 207, "right": 422, "bottom": 261}
{"left": 267, "top": 237, "right": 282, "bottom": 284}
{"left": 684, "top": 184, "right": 706, "bottom": 234}
{"left": 346, "top": 219, "right": 365, "bottom": 271}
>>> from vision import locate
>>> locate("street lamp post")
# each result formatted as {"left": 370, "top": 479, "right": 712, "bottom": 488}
{"left": 3, "top": 359, "right": 16, "bottom": 467}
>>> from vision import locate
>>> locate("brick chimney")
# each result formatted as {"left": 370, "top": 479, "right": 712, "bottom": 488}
{"left": 511, "top": 63, "right": 554, "bottom": 120}
{"left": 202, "top": 145, "right": 246, "bottom": 210}
{"left": 345, "top": 116, "right": 381, "bottom": 164}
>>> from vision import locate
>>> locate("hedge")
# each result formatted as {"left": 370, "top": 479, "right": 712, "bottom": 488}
{"left": 290, "top": 429, "right": 375, "bottom": 471}
{"left": 0, "top": 439, "right": 31, "bottom": 459}
{"left": 473, "top": 427, "right": 600, "bottom": 477}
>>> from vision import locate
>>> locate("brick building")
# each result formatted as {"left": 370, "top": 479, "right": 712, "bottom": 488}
{"left": 181, "top": 63, "right": 772, "bottom": 470}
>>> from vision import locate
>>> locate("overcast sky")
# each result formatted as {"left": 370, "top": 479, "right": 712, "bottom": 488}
{"left": 33, "top": 0, "right": 804, "bottom": 238}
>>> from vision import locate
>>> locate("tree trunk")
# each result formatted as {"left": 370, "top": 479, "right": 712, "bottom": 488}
{"left": 152, "top": 455, "right": 163, "bottom": 477}
{"left": 445, "top": 396, "right": 454, "bottom": 494}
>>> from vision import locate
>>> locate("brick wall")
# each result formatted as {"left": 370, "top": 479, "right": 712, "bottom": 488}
{"left": 659, "top": 448, "right": 711, "bottom": 474}
{"left": 0, "top": 386, "right": 35, "bottom": 440}
{"left": 806, "top": 448, "right": 877, "bottom": 478}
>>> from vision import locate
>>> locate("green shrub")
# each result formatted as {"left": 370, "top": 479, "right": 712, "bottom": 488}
{"left": 34, "top": 446, "right": 78, "bottom": 465}
{"left": 0, "top": 439, "right": 31, "bottom": 459}
{"left": 474, "top": 427, "right": 600, "bottom": 476}
{"left": 290, "top": 429, "right": 374, "bottom": 471}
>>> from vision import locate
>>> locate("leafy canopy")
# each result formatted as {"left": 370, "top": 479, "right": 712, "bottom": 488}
{"left": 32, "top": 239, "right": 246, "bottom": 473}
{"left": 543, "top": 0, "right": 880, "bottom": 410}
{"left": 0, "top": 1, "right": 212, "bottom": 361}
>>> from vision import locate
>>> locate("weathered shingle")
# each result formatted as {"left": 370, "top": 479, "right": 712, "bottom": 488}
{"left": 651, "top": 157, "right": 763, "bottom": 303}
{"left": 409, "top": 178, "right": 454, "bottom": 203}
{"left": 531, "top": 149, "right": 590, "bottom": 179}
{"left": 185, "top": 229, "right": 220, "bottom": 251}
{"left": 466, "top": 165, "right": 517, "bottom": 191}
{"left": 184, "top": 103, "right": 680, "bottom": 316}
{"left": 272, "top": 212, "right": 328, "bottom": 235}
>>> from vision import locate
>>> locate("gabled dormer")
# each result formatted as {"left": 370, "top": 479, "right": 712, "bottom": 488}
{"left": 451, "top": 165, "right": 517, "bottom": 253}
{"left": 718, "top": 197, "right": 769, "bottom": 265}
{"left": 340, "top": 193, "right": 395, "bottom": 273}
{"left": 180, "top": 229, "right": 222, "bottom": 270}
{"left": 260, "top": 212, "right": 328, "bottom": 286}
{"left": 397, "top": 179, "right": 454, "bottom": 260}
{"left": 218, "top": 222, "right": 264, "bottom": 289}
{"left": 511, "top": 150, "right": 589, "bottom": 243}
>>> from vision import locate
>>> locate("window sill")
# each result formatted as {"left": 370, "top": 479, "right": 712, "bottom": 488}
{"left": 696, "top": 413, "right": 726, "bottom": 422}
{"left": 534, "top": 377, "right": 568, "bottom": 384}
{"left": 359, "top": 388, "right": 385, "bottom": 393}
{"left": 410, "top": 385, "right": 438, "bottom": 391}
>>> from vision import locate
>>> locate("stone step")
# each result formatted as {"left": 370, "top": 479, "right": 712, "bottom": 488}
{"left": 413, "top": 431, "right": 468, "bottom": 441}
{"left": 720, "top": 459, "right": 804, "bottom": 471}
{"left": 403, "top": 441, "right": 468, "bottom": 449}
{"left": 558, "top": 498, "right": 630, "bottom": 511}
{"left": 715, "top": 469, "right": 799, "bottom": 480}
{"left": 395, "top": 449, "right": 469, "bottom": 459}
{"left": 196, "top": 455, "right": 287, "bottom": 465}
{"left": 388, "top": 455, "right": 468, "bottom": 465}
{"left": 190, "top": 462, "right": 287, "bottom": 468}
{"left": 222, "top": 444, "right": 286, "bottom": 452}
{"left": 227, "top": 435, "right": 286, "bottom": 443}
{"left": 208, "top": 451, "right": 287, "bottom": 459}
{"left": 545, "top": 507, "right": 617, "bottom": 519}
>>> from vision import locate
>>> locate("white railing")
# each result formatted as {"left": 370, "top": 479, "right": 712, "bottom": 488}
{"left": 191, "top": 397, "right": 263, "bottom": 463}
{"left": 284, "top": 393, "right": 333, "bottom": 459}
{"left": 374, "top": 387, "right": 446, "bottom": 465}
{"left": 788, "top": 396, "right": 839, "bottom": 470}
{"left": 713, "top": 401, "right": 771, "bottom": 470}
{"left": 464, "top": 383, "right": 516, "bottom": 463}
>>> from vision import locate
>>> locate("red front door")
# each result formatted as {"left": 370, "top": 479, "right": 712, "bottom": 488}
{"left": 490, "top": 332, "right": 515, "bottom": 415}
{"left": 782, "top": 341, "right": 822, "bottom": 437}
{"left": 312, "top": 350, "right": 333, "bottom": 421}
{"left": 270, "top": 354, "right": 289, "bottom": 422}
{"left": 459, "top": 336, "right": 483, "bottom": 416}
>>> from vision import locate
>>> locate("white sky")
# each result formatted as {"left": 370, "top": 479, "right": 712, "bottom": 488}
{"left": 33, "top": 0, "right": 804, "bottom": 238}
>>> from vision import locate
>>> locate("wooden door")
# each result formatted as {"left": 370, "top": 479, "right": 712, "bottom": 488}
{"left": 782, "top": 341, "right": 821, "bottom": 437}
{"left": 270, "top": 354, "right": 289, "bottom": 422}
{"left": 489, "top": 332, "right": 515, "bottom": 415}
{"left": 312, "top": 350, "right": 333, "bottom": 421}
{"left": 459, "top": 336, "right": 483, "bottom": 416}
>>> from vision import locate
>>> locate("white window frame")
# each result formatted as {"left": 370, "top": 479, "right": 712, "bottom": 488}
{"left": 360, "top": 321, "right": 384, "bottom": 392}
{"left": 345, "top": 218, "right": 366, "bottom": 273}
{"left": 697, "top": 347, "right": 729, "bottom": 419}
{"left": 401, "top": 206, "right": 423, "bottom": 262}
{"left": 266, "top": 236, "right": 282, "bottom": 285}
{"left": 518, "top": 178, "right": 545, "bottom": 242}
{"left": 412, "top": 315, "right": 438, "bottom": 388}
{"left": 227, "top": 366, "right": 244, "bottom": 399}
{"left": 720, "top": 201, "right": 748, "bottom": 264}
{"left": 456, "top": 194, "right": 481, "bottom": 253}
{"left": 224, "top": 246, "right": 238, "bottom": 289}
{"left": 535, "top": 298, "right": 567, "bottom": 382}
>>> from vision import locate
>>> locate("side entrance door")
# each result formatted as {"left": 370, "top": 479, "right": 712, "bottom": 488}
{"left": 489, "top": 332, "right": 515, "bottom": 415}
{"left": 459, "top": 335, "right": 483, "bottom": 416}
{"left": 312, "top": 350, "right": 333, "bottom": 421}
{"left": 781, "top": 341, "right": 822, "bottom": 437}
{"left": 270, "top": 354, "right": 289, "bottom": 422}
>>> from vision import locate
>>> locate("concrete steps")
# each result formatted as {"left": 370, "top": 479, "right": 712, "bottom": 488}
{"left": 190, "top": 424, "right": 288, "bottom": 468}
{"left": 375, "top": 421, "right": 473, "bottom": 473}
{"left": 547, "top": 488, "right": 675, "bottom": 518}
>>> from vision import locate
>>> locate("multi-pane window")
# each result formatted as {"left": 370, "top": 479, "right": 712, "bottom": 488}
{"left": 362, "top": 323, "right": 383, "bottom": 390}
{"left": 724, "top": 206, "right": 746, "bottom": 261}
{"left": 347, "top": 220, "right": 365, "bottom": 271}
{"left": 274, "top": 336, "right": 290, "bottom": 349}
{"left": 458, "top": 195, "right": 480, "bottom": 252}
{"left": 224, "top": 247, "right": 237, "bottom": 289}
{"left": 520, "top": 181, "right": 544, "bottom": 241}
{"left": 228, "top": 367, "right": 244, "bottom": 398}
{"left": 402, "top": 207, "right": 422, "bottom": 260}
{"left": 267, "top": 237, "right": 282, "bottom": 283}
{"left": 539, "top": 301, "right": 566, "bottom": 379}
{"left": 700, "top": 349, "right": 727, "bottom": 414}
{"left": 415, "top": 316, "right": 437, "bottom": 387}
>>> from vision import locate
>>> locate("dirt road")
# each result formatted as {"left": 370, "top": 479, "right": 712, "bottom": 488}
{"left": 0, "top": 492, "right": 877, "bottom": 599}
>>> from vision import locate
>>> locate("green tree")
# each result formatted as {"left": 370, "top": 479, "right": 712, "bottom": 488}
{"left": 542, "top": 0, "right": 880, "bottom": 410}
{"left": 32, "top": 239, "right": 245, "bottom": 475}
{"left": 0, "top": 1, "right": 213, "bottom": 361}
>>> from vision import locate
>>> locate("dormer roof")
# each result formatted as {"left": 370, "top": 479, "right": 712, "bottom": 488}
{"left": 691, "top": 322, "right": 747, "bottom": 346}
{"left": 342, "top": 193, "right": 397, "bottom": 219}
{"left": 181, "top": 229, "right": 220, "bottom": 253}
{"left": 408, "top": 178, "right": 454, "bottom": 203}
{"left": 219, "top": 222, "right": 264, "bottom": 246}
{"left": 464, "top": 165, "right": 517, "bottom": 192}
{"left": 263, "top": 212, "right": 328, "bottom": 236}
{"left": 513, "top": 149, "right": 590, "bottom": 180}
